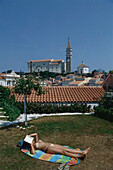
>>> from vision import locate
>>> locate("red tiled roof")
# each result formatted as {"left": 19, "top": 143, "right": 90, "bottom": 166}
{"left": 77, "top": 64, "right": 88, "bottom": 68}
{"left": 56, "top": 75, "right": 62, "bottom": 77}
{"left": 44, "top": 80, "right": 52, "bottom": 84}
{"left": 94, "top": 74, "right": 104, "bottom": 78}
{"left": 62, "top": 78, "right": 73, "bottom": 81}
{"left": 66, "top": 74, "right": 74, "bottom": 76}
{"left": 0, "top": 73, "right": 5, "bottom": 77}
{"left": 69, "top": 81, "right": 83, "bottom": 85}
{"left": 95, "top": 81, "right": 104, "bottom": 85}
{"left": 52, "top": 60, "right": 63, "bottom": 62}
{"left": 28, "top": 59, "right": 53, "bottom": 63}
{"left": 14, "top": 86, "right": 105, "bottom": 103}
{"left": 102, "top": 74, "right": 113, "bottom": 88}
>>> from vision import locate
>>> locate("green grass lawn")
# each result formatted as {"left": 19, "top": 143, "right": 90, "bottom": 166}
{"left": 0, "top": 115, "right": 113, "bottom": 170}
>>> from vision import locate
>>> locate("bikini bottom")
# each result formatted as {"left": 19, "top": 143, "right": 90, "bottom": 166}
{"left": 44, "top": 143, "right": 54, "bottom": 152}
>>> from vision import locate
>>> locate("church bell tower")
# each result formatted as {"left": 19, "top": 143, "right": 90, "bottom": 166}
{"left": 66, "top": 37, "right": 72, "bottom": 72}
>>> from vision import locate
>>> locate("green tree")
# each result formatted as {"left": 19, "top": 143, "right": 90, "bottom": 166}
{"left": 0, "top": 85, "right": 11, "bottom": 103}
{"left": 109, "top": 70, "right": 113, "bottom": 74}
{"left": 14, "top": 74, "right": 44, "bottom": 126}
{"left": 0, "top": 85, "right": 21, "bottom": 121}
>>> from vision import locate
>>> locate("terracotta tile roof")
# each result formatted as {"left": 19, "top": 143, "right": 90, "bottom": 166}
{"left": 44, "top": 80, "right": 52, "bottom": 84}
{"left": 95, "top": 81, "right": 104, "bottom": 85}
{"left": 52, "top": 60, "right": 63, "bottom": 62}
{"left": 62, "top": 78, "right": 73, "bottom": 81}
{"left": 0, "top": 73, "right": 5, "bottom": 76}
{"left": 102, "top": 74, "right": 113, "bottom": 88}
{"left": 94, "top": 74, "right": 104, "bottom": 78}
{"left": 54, "top": 80, "right": 62, "bottom": 84}
{"left": 77, "top": 64, "right": 88, "bottom": 68}
{"left": 56, "top": 75, "right": 62, "bottom": 77}
{"left": 66, "top": 74, "right": 74, "bottom": 76}
{"left": 14, "top": 86, "right": 105, "bottom": 103}
{"left": 69, "top": 81, "right": 83, "bottom": 85}
{"left": 90, "top": 78, "right": 98, "bottom": 80}
{"left": 28, "top": 59, "right": 53, "bottom": 63}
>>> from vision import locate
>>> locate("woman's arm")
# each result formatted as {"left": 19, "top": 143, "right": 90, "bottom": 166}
{"left": 30, "top": 142, "right": 35, "bottom": 155}
{"left": 29, "top": 133, "right": 38, "bottom": 143}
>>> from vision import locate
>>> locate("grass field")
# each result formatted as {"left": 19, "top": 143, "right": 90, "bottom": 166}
{"left": 0, "top": 115, "right": 113, "bottom": 170}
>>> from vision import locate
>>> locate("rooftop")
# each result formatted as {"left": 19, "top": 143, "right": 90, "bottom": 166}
{"left": 69, "top": 81, "right": 83, "bottom": 85}
{"left": 14, "top": 86, "right": 105, "bottom": 103}
{"left": 28, "top": 59, "right": 53, "bottom": 63}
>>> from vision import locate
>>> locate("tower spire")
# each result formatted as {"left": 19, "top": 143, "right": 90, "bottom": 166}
{"left": 66, "top": 37, "right": 72, "bottom": 72}
{"left": 67, "top": 37, "right": 72, "bottom": 49}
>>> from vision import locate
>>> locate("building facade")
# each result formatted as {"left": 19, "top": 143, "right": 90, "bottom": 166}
{"left": 77, "top": 61, "right": 89, "bottom": 74}
{"left": 66, "top": 38, "right": 72, "bottom": 72}
{"left": 0, "top": 70, "right": 20, "bottom": 86}
{"left": 27, "top": 59, "right": 66, "bottom": 74}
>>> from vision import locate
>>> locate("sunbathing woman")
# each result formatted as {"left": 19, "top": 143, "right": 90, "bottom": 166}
{"left": 27, "top": 133, "right": 90, "bottom": 159}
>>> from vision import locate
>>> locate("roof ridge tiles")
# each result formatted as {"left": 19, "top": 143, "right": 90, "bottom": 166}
{"left": 12, "top": 86, "right": 105, "bottom": 103}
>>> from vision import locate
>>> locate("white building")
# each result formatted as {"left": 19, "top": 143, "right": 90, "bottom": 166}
{"left": 27, "top": 59, "right": 66, "bottom": 74}
{"left": 77, "top": 61, "right": 89, "bottom": 74}
{"left": 0, "top": 71, "right": 20, "bottom": 86}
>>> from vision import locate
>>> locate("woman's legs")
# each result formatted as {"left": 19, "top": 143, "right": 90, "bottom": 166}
{"left": 53, "top": 144, "right": 90, "bottom": 155}
{"left": 47, "top": 146, "right": 85, "bottom": 159}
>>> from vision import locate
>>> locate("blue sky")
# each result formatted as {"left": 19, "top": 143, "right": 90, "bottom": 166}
{"left": 0, "top": 0, "right": 113, "bottom": 73}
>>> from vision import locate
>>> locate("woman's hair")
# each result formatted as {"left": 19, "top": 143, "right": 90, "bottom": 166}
{"left": 22, "top": 141, "right": 30, "bottom": 150}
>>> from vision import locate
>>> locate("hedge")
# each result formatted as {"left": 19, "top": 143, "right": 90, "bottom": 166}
{"left": 94, "top": 92, "right": 113, "bottom": 122}
{"left": 0, "top": 86, "right": 21, "bottom": 121}
{"left": 15, "top": 102, "right": 90, "bottom": 114}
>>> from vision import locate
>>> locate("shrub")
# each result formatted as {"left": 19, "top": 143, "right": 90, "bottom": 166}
{"left": 0, "top": 85, "right": 10, "bottom": 102}
{"left": 0, "top": 86, "right": 21, "bottom": 121}
{"left": 95, "top": 92, "right": 113, "bottom": 122}
{"left": 16, "top": 102, "right": 90, "bottom": 114}
{"left": 1, "top": 100, "right": 21, "bottom": 121}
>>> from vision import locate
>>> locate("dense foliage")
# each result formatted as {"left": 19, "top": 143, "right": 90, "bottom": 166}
{"left": 39, "top": 71, "right": 74, "bottom": 79}
{"left": 95, "top": 92, "right": 113, "bottom": 122}
{"left": 0, "top": 85, "right": 11, "bottom": 102}
{"left": 109, "top": 70, "right": 113, "bottom": 74}
{"left": 16, "top": 102, "right": 91, "bottom": 114}
{"left": 0, "top": 86, "right": 21, "bottom": 121}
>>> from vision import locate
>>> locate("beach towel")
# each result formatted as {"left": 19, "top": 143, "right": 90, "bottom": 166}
{"left": 18, "top": 140, "right": 79, "bottom": 166}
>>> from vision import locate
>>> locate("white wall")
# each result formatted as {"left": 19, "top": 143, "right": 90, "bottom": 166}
{"left": 77, "top": 67, "right": 89, "bottom": 74}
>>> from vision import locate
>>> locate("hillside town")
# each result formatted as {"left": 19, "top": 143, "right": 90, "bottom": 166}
{"left": 0, "top": 38, "right": 112, "bottom": 90}
{"left": 0, "top": 39, "right": 113, "bottom": 113}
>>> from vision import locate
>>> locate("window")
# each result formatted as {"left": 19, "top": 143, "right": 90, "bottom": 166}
{"left": 7, "top": 81, "right": 11, "bottom": 86}
{"left": 80, "top": 69, "right": 83, "bottom": 73}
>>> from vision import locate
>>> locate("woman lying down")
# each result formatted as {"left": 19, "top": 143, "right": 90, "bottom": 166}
{"left": 24, "top": 133, "right": 90, "bottom": 160}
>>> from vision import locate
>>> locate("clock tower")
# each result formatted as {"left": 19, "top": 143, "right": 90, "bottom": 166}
{"left": 66, "top": 37, "right": 72, "bottom": 72}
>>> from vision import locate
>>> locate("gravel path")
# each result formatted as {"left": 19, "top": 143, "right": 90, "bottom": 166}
{"left": 0, "top": 112, "right": 94, "bottom": 127}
